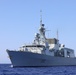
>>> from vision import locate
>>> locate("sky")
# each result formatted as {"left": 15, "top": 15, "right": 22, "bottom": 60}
{"left": 0, "top": 0, "right": 76, "bottom": 63}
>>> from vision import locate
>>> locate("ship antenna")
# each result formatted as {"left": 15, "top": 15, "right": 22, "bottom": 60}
{"left": 57, "top": 29, "right": 59, "bottom": 40}
{"left": 40, "top": 10, "right": 42, "bottom": 25}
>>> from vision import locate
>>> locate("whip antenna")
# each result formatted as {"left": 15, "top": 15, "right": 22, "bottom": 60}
{"left": 57, "top": 29, "right": 59, "bottom": 40}
{"left": 40, "top": 10, "right": 42, "bottom": 25}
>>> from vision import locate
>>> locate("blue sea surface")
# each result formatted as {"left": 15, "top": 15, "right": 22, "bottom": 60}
{"left": 0, "top": 64, "right": 76, "bottom": 75}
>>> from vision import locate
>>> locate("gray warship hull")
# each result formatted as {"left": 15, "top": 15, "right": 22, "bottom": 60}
{"left": 7, "top": 50, "right": 76, "bottom": 67}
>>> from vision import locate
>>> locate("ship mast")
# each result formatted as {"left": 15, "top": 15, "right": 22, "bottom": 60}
{"left": 39, "top": 10, "right": 45, "bottom": 37}
{"left": 39, "top": 10, "right": 46, "bottom": 43}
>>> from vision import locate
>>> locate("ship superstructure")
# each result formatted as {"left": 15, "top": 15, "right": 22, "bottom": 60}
{"left": 11, "top": 24, "right": 74, "bottom": 58}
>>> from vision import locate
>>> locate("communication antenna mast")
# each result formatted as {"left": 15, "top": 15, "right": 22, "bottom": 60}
{"left": 40, "top": 10, "right": 42, "bottom": 25}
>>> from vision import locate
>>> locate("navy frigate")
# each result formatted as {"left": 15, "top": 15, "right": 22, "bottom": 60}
{"left": 7, "top": 17, "right": 76, "bottom": 67}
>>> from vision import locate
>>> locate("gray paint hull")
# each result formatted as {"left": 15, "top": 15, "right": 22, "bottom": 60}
{"left": 7, "top": 50, "right": 76, "bottom": 67}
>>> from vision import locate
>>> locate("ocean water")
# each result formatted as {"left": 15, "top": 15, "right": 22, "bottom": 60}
{"left": 0, "top": 64, "right": 76, "bottom": 75}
